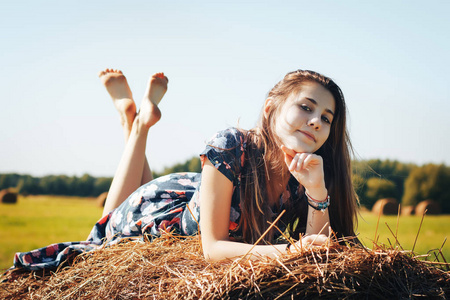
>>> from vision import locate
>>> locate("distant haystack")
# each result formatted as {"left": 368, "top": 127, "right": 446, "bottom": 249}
{"left": 372, "top": 198, "right": 399, "bottom": 215}
{"left": 97, "top": 192, "right": 108, "bottom": 208}
{"left": 401, "top": 205, "right": 415, "bottom": 216}
{"left": 415, "top": 199, "right": 441, "bottom": 216}
{"left": 0, "top": 189, "right": 18, "bottom": 204}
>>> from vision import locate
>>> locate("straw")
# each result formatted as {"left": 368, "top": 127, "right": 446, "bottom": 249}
{"left": 1, "top": 231, "right": 449, "bottom": 299}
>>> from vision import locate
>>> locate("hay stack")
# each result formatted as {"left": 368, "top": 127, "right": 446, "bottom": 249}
{"left": 416, "top": 199, "right": 441, "bottom": 216}
{"left": 0, "top": 189, "right": 18, "bottom": 204}
{"left": 1, "top": 235, "right": 449, "bottom": 299}
{"left": 372, "top": 198, "right": 399, "bottom": 215}
{"left": 96, "top": 192, "right": 108, "bottom": 208}
{"left": 401, "top": 205, "right": 415, "bottom": 216}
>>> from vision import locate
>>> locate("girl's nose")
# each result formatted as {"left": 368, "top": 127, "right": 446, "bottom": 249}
{"left": 308, "top": 117, "right": 321, "bottom": 130}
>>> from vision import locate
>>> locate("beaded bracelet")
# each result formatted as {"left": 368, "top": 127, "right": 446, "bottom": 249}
{"left": 305, "top": 192, "right": 330, "bottom": 212}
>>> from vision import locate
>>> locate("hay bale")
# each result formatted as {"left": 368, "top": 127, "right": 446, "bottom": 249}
{"left": 416, "top": 199, "right": 441, "bottom": 216}
{"left": 0, "top": 189, "right": 18, "bottom": 204}
{"left": 401, "top": 205, "right": 415, "bottom": 216}
{"left": 372, "top": 198, "right": 399, "bottom": 215}
{"left": 1, "top": 235, "right": 449, "bottom": 299}
{"left": 358, "top": 205, "right": 370, "bottom": 213}
{"left": 96, "top": 192, "right": 108, "bottom": 207}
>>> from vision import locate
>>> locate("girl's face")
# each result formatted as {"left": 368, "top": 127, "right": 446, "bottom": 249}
{"left": 266, "top": 81, "right": 336, "bottom": 154}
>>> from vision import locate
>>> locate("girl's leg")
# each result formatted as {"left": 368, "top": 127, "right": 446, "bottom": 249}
{"left": 98, "top": 69, "right": 136, "bottom": 142}
{"left": 98, "top": 69, "right": 153, "bottom": 186}
{"left": 99, "top": 70, "right": 168, "bottom": 216}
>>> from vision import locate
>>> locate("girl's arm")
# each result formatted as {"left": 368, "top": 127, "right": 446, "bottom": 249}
{"left": 200, "top": 160, "right": 288, "bottom": 261}
{"left": 305, "top": 200, "right": 330, "bottom": 237}
{"left": 281, "top": 146, "right": 331, "bottom": 238}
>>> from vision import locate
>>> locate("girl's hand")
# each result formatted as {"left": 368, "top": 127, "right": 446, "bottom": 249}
{"left": 287, "top": 234, "right": 330, "bottom": 253}
{"left": 280, "top": 145, "right": 327, "bottom": 199}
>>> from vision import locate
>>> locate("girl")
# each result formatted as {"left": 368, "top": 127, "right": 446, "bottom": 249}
{"left": 13, "top": 68, "right": 358, "bottom": 269}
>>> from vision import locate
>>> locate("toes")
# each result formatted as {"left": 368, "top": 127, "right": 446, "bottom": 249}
{"left": 99, "top": 69, "right": 124, "bottom": 78}
{"left": 155, "top": 73, "right": 169, "bottom": 83}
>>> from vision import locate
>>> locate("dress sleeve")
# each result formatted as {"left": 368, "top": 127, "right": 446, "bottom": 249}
{"left": 200, "top": 127, "right": 246, "bottom": 184}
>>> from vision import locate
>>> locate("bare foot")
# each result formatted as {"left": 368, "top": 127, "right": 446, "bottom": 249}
{"left": 98, "top": 69, "right": 136, "bottom": 131}
{"left": 138, "top": 72, "right": 168, "bottom": 128}
{"left": 147, "top": 72, "right": 168, "bottom": 106}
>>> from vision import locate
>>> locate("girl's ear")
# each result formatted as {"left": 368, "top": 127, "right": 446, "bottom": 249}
{"left": 263, "top": 98, "right": 273, "bottom": 118}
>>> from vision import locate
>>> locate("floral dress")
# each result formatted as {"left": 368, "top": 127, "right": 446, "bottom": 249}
{"left": 12, "top": 128, "right": 253, "bottom": 271}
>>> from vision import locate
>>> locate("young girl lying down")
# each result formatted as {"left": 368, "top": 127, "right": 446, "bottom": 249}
{"left": 14, "top": 68, "right": 358, "bottom": 269}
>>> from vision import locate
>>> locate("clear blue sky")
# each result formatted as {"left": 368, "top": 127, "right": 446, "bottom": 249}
{"left": 1, "top": 1, "right": 449, "bottom": 177}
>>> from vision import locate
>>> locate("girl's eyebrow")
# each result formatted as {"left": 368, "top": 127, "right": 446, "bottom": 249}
{"left": 306, "top": 97, "right": 334, "bottom": 116}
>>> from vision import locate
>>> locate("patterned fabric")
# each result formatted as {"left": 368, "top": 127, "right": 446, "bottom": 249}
{"left": 200, "top": 127, "right": 247, "bottom": 233}
{"left": 12, "top": 128, "right": 249, "bottom": 270}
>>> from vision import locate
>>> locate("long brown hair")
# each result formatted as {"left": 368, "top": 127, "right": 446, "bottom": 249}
{"left": 238, "top": 69, "right": 358, "bottom": 243}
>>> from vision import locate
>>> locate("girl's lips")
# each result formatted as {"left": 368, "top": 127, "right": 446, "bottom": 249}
{"left": 299, "top": 130, "right": 316, "bottom": 142}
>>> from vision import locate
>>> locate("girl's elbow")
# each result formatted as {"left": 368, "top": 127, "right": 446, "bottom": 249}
{"left": 203, "top": 251, "right": 214, "bottom": 262}
{"left": 201, "top": 239, "right": 223, "bottom": 262}
{"left": 201, "top": 242, "right": 216, "bottom": 261}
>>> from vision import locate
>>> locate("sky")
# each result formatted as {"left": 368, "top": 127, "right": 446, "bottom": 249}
{"left": 1, "top": 1, "right": 449, "bottom": 177}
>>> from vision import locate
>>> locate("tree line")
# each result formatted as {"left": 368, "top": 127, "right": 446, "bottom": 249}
{"left": 0, "top": 173, "right": 113, "bottom": 197}
{"left": 1, "top": 158, "right": 449, "bottom": 213}
{"left": 0, "top": 157, "right": 202, "bottom": 198}
{"left": 353, "top": 160, "right": 450, "bottom": 213}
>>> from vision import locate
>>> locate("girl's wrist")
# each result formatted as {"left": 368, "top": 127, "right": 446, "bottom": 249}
{"left": 304, "top": 187, "right": 328, "bottom": 202}
{"left": 306, "top": 192, "right": 330, "bottom": 211}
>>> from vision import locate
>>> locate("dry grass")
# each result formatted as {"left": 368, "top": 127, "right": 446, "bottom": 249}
{"left": 1, "top": 233, "right": 449, "bottom": 300}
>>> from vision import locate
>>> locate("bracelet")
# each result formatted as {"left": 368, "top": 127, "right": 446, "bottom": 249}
{"left": 305, "top": 192, "right": 330, "bottom": 212}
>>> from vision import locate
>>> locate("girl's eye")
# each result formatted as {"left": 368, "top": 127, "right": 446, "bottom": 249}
{"left": 322, "top": 116, "right": 331, "bottom": 124}
{"left": 301, "top": 105, "right": 311, "bottom": 112}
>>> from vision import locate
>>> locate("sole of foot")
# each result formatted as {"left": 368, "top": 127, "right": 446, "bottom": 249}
{"left": 138, "top": 72, "right": 169, "bottom": 128}
{"left": 99, "top": 69, "right": 137, "bottom": 128}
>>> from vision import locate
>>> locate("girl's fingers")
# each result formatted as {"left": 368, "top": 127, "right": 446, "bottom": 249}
{"left": 290, "top": 153, "right": 314, "bottom": 172}
{"left": 301, "top": 234, "right": 328, "bottom": 246}
{"left": 296, "top": 153, "right": 308, "bottom": 171}
{"left": 283, "top": 152, "right": 292, "bottom": 167}
{"left": 302, "top": 154, "right": 315, "bottom": 169}
{"left": 282, "top": 146, "right": 321, "bottom": 173}
{"left": 289, "top": 153, "right": 300, "bottom": 171}
{"left": 292, "top": 153, "right": 308, "bottom": 172}
{"left": 302, "top": 154, "right": 322, "bottom": 169}
{"left": 280, "top": 145, "right": 296, "bottom": 158}
{"left": 281, "top": 146, "right": 295, "bottom": 170}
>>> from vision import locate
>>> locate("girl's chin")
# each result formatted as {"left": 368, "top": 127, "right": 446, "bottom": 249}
{"left": 280, "top": 136, "right": 320, "bottom": 153}
{"left": 287, "top": 143, "right": 314, "bottom": 154}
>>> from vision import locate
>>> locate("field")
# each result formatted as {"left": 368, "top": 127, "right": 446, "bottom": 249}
{"left": 0, "top": 195, "right": 103, "bottom": 271}
{"left": 357, "top": 210, "right": 450, "bottom": 260}
{"left": 0, "top": 195, "right": 449, "bottom": 271}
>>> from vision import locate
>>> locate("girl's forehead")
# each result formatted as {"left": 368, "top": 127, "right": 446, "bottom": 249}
{"left": 287, "top": 82, "right": 335, "bottom": 111}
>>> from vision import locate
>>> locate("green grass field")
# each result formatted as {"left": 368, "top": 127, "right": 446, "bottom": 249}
{"left": 357, "top": 210, "right": 450, "bottom": 260}
{"left": 0, "top": 196, "right": 449, "bottom": 271}
{"left": 0, "top": 195, "right": 103, "bottom": 271}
